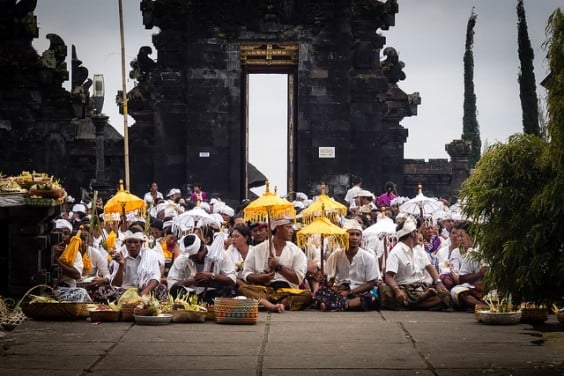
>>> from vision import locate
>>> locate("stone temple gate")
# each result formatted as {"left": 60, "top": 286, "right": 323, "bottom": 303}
{"left": 128, "top": 0, "right": 421, "bottom": 200}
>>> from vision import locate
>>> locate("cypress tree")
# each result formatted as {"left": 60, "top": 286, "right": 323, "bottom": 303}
{"left": 462, "top": 9, "right": 481, "bottom": 166}
{"left": 517, "top": 0, "right": 540, "bottom": 136}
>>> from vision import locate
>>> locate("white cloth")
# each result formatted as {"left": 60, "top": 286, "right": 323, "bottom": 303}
{"left": 435, "top": 245, "right": 462, "bottom": 276}
{"left": 59, "top": 250, "right": 83, "bottom": 288}
{"left": 167, "top": 256, "right": 197, "bottom": 288}
{"left": 84, "top": 246, "right": 110, "bottom": 280}
{"left": 386, "top": 241, "right": 432, "bottom": 285}
{"left": 344, "top": 186, "right": 361, "bottom": 205}
{"left": 110, "top": 248, "right": 161, "bottom": 289}
{"left": 242, "top": 239, "right": 307, "bottom": 289}
{"left": 168, "top": 253, "right": 237, "bottom": 293}
{"left": 226, "top": 244, "right": 249, "bottom": 279}
{"left": 144, "top": 191, "right": 163, "bottom": 203}
{"left": 326, "top": 247, "right": 380, "bottom": 290}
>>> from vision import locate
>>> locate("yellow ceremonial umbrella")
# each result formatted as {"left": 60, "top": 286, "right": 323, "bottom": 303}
{"left": 296, "top": 215, "right": 348, "bottom": 279}
{"left": 301, "top": 183, "right": 347, "bottom": 224}
{"left": 243, "top": 180, "right": 296, "bottom": 256}
{"left": 103, "top": 179, "right": 146, "bottom": 222}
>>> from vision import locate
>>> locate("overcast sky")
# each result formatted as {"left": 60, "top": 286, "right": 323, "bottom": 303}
{"left": 33, "top": 0, "right": 560, "bottom": 195}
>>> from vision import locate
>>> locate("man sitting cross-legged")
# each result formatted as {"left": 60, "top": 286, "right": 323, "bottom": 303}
{"left": 314, "top": 219, "right": 381, "bottom": 311}
{"left": 380, "top": 216, "right": 452, "bottom": 311}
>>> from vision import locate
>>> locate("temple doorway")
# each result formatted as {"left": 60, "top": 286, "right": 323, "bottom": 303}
{"left": 241, "top": 43, "right": 298, "bottom": 199}
{"left": 248, "top": 74, "right": 288, "bottom": 197}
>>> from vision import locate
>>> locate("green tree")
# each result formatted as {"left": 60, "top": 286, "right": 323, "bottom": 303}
{"left": 462, "top": 8, "right": 481, "bottom": 166}
{"left": 517, "top": 0, "right": 540, "bottom": 136}
{"left": 459, "top": 10, "right": 564, "bottom": 303}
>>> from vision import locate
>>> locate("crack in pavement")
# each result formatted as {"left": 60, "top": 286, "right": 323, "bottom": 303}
{"left": 256, "top": 313, "right": 272, "bottom": 376}
{"left": 80, "top": 322, "right": 134, "bottom": 375}
{"left": 398, "top": 321, "right": 438, "bottom": 376}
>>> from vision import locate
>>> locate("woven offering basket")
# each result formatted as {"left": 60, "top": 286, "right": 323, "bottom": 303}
{"left": 171, "top": 309, "right": 206, "bottom": 323}
{"left": 480, "top": 311, "right": 522, "bottom": 325}
{"left": 22, "top": 302, "right": 89, "bottom": 321}
{"left": 520, "top": 308, "right": 548, "bottom": 323}
{"left": 89, "top": 310, "right": 120, "bottom": 322}
{"left": 557, "top": 312, "right": 564, "bottom": 324}
{"left": 120, "top": 303, "right": 140, "bottom": 322}
{"left": 213, "top": 298, "right": 259, "bottom": 325}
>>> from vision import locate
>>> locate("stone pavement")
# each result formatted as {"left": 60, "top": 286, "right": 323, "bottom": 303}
{"left": 1, "top": 310, "right": 563, "bottom": 376}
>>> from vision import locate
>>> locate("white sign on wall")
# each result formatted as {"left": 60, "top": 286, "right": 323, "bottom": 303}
{"left": 318, "top": 147, "right": 335, "bottom": 158}
{"left": 199, "top": 152, "right": 210, "bottom": 158}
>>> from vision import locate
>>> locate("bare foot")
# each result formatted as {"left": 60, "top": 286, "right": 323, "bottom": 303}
{"left": 274, "top": 303, "right": 285, "bottom": 313}
{"left": 320, "top": 302, "right": 327, "bottom": 312}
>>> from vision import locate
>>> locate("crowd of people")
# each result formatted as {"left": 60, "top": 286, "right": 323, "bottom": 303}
{"left": 49, "top": 178, "right": 487, "bottom": 314}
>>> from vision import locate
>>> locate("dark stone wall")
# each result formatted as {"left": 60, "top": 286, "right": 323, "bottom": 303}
{"left": 131, "top": 0, "right": 421, "bottom": 201}
{"left": 0, "top": 0, "right": 123, "bottom": 199}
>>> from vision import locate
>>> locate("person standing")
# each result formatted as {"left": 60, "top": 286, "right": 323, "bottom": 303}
{"left": 189, "top": 183, "right": 207, "bottom": 203}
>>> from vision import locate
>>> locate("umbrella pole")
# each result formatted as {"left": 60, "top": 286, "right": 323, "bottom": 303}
{"left": 267, "top": 212, "right": 274, "bottom": 258}
{"left": 382, "top": 237, "right": 388, "bottom": 275}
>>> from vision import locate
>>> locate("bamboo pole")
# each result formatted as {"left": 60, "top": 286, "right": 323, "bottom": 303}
{"left": 118, "top": 0, "right": 130, "bottom": 190}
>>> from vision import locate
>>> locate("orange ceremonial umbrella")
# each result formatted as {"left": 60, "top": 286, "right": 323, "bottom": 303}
{"left": 103, "top": 179, "right": 145, "bottom": 221}
{"left": 243, "top": 181, "right": 296, "bottom": 256}
{"left": 296, "top": 215, "right": 348, "bottom": 279}
{"left": 301, "top": 183, "right": 347, "bottom": 224}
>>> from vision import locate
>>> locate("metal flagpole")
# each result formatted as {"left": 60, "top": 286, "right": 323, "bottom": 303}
{"left": 118, "top": 0, "right": 130, "bottom": 190}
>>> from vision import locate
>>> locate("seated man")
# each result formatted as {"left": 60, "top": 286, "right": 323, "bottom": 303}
{"left": 52, "top": 220, "right": 92, "bottom": 302}
{"left": 314, "top": 219, "right": 380, "bottom": 311}
{"left": 167, "top": 232, "right": 236, "bottom": 304}
{"left": 111, "top": 230, "right": 165, "bottom": 299}
{"left": 239, "top": 216, "right": 312, "bottom": 311}
{"left": 450, "top": 222, "right": 487, "bottom": 310}
{"left": 380, "top": 216, "right": 451, "bottom": 311}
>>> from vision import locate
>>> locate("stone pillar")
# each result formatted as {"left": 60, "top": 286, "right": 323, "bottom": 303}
{"left": 90, "top": 115, "right": 113, "bottom": 200}
{"left": 92, "top": 115, "right": 108, "bottom": 182}
{"left": 446, "top": 139, "right": 471, "bottom": 201}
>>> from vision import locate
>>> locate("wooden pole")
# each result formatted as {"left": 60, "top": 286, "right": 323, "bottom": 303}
{"left": 118, "top": 0, "right": 130, "bottom": 190}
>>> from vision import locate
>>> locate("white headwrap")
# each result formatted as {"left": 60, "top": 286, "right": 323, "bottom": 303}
{"left": 217, "top": 205, "right": 234, "bottom": 217}
{"left": 199, "top": 202, "right": 211, "bottom": 213}
{"left": 122, "top": 231, "right": 145, "bottom": 242}
{"left": 72, "top": 203, "right": 86, "bottom": 213}
{"left": 180, "top": 234, "right": 201, "bottom": 256}
{"left": 55, "top": 218, "right": 73, "bottom": 232}
{"left": 396, "top": 217, "right": 417, "bottom": 239}
{"left": 270, "top": 216, "right": 293, "bottom": 231}
{"left": 167, "top": 188, "right": 181, "bottom": 197}
{"left": 342, "top": 219, "right": 362, "bottom": 232}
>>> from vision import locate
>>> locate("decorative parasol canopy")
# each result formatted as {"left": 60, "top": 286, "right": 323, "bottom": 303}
{"left": 103, "top": 179, "right": 145, "bottom": 219}
{"left": 301, "top": 183, "right": 347, "bottom": 224}
{"left": 296, "top": 216, "right": 349, "bottom": 250}
{"left": 173, "top": 202, "right": 219, "bottom": 236}
{"left": 399, "top": 184, "right": 444, "bottom": 219}
{"left": 243, "top": 181, "right": 296, "bottom": 223}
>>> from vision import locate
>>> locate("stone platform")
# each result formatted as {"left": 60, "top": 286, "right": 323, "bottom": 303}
{"left": 1, "top": 310, "right": 563, "bottom": 375}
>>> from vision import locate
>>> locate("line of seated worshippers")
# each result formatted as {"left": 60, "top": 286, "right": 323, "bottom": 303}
{"left": 49, "top": 199, "right": 486, "bottom": 313}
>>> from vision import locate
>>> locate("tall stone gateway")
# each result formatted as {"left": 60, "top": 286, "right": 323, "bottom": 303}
{"left": 129, "top": 0, "right": 420, "bottom": 200}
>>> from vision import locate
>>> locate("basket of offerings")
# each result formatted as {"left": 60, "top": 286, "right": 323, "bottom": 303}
{"left": 519, "top": 303, "right": 548, "bottom": 323}
{"left": 120, "top": 303, "right": 139, "bottom": 322}
{"left": 213, "top": 297, "right": 259, "bottom": 325}
{"left": 22, "top": 302, "right": 89, "bottom": 321}
{"left": 480, "top": 311, "right": 522, "bottom": 325}
{"left": 171, "top": 308, "right": 207, "bottom": 323}
{"left": 89, "top": 305, "right": 120, "bottom": 322}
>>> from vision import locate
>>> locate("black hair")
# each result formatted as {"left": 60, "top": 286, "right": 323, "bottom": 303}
{"left": 231, "top": 224, "right": 252, "bottom": 244}
{"left": 183, "top": 234, "right": 197, "bottom": 247}
{"left": 351, "top": 175, "right": 362, "bottom": 185}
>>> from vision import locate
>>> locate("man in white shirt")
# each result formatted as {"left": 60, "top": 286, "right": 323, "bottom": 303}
{"left": 239, "top": 216, "right": 312, "bottom": 310}
{"left": 344, "top": 175, "right": 362, "bottom": 209}
{"left": 381, "top": 216, "right": 452, "bottom": 310}
{"left": 314, "top": 219, "right": 381, "bottom": 311}
{"left": 111, "top": 230, "right": 162, "bottom": 297}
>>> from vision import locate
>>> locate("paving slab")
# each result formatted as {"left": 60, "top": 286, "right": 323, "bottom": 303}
{"left": 0, "top": 309, "right": 562, "bottom": 376}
